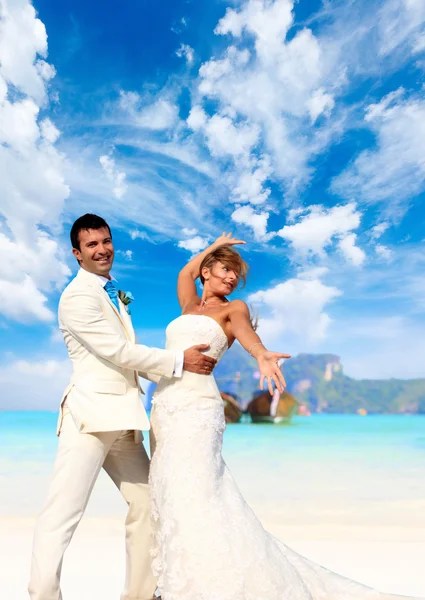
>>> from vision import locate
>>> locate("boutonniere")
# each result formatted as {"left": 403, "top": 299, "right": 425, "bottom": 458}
{"left": 118, "top": 290, "right": 134, "bottom": 314}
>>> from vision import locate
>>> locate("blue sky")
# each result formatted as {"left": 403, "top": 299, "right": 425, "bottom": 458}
{"left": 1, "top": 0, "right": 425, "bottom": 409}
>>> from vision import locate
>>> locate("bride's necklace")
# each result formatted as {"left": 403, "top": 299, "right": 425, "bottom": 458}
{"left": 198, "top": 297, "right": 224, "bottom": 311}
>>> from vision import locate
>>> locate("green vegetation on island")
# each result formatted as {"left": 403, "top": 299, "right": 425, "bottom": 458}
{"left": 214, "top": 346, "right": 425, "bottom": 414}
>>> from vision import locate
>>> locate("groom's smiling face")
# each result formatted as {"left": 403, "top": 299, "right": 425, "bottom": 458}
{"left": 72, "top": 227, "right": 115, "bottom": 277}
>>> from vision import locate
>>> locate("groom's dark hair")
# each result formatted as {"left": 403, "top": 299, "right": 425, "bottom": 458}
{"left": 70, "top": 214, "right": 112, "bottom": 250}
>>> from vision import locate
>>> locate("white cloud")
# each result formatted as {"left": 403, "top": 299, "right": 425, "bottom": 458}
{"left": 40, "top": 117, "right": 60, "bottom": 143}
{"left": 0, "top": 275, "right": 53, "bottom": 322}
{"left": 176, "top": 43, "right": 194, "bottom": 64}
{"left": 249, "top": 275, "right": 342, "bottom": 349}
{"left": 378, "top": 0, "right": 425, "bottom": 59}
{"left": 129, "top": 229, "right": 152, "bottom": 241}
{"left": 370, "top": 221, "right": 390, "bottom": 240}
{"left": 178, "top": 1, "right": 345, "bottom": 224}
{"left": 0, "top": 0, "right": 55, "bottom": 104}
{"left": 297, "top": 266, "right": 329, "bottom": 280}
{"left": 0, "top": 97, "right": 39, "bottom": 152}
{"left": 119, "top": 92, "right": 179, "bottom": 130}
{"left": 0, "top": 231, "right": 70, "bottom": 290}
{"left": 332, "top": 89, "right": 425, "bottom": 212}
{"left": 171, "top": 16, "right": 188, "bottom": 35}
{"left": 117, "top": 249, "right": 133, "bottom": 261}
{"left": 63, "top": 0, "right": 425, "bottom": 259}
{"left": 63, "top": 137, "right": 218, "bottom": 243}
{"left": 0, "top": 0, "right": 70, "bottom": 324}
{"left": 0, "top": 231, "right": 70, "bottom": 321}
{"left": 277, "top": 203, "right": 363, "bottom": 259}
{"left": 375, "top": 243, "right": 393, "bottom": 261}
{"left": 306, "top": 88, "right": 335, "bottom": 124}
{"left": 231, "top": 159, "right": 272, "bottom": 205}
{"left": 187, "top": 107, "right": 260, "bottom": 160}
{"left": 215, "top": 0, "right": 294, "bottom": 55}
{"left": 231, "top": 205, "right": 269, "bottom": 240}
{"left": 338, "top": 233, "right": 366, "bottom": 266}
{"left": 99, "top": 153, "right": 127, "bottom": 199}
{"left": 182, "top": 227, "right": 197, "bottom": 236}
{"left": 178, "top": 235, "right": 209, "bottom": 253}
{"left": 0, "top": 357, "right": 71, "bottom": 410}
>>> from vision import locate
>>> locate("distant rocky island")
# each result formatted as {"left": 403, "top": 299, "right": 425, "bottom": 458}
{"left": 214, "top": 345, "right": 425, "bottom": 414}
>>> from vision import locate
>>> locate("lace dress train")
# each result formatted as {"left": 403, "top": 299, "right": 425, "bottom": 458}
{"left": 149, "top": 315, "right": 421, "bottom": 600}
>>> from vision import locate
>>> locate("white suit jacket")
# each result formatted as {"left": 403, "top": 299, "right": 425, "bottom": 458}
{"left": 57, "top": 268, "right": 176, "bottom": 435}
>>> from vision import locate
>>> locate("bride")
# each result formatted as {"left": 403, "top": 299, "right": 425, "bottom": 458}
{"left": 149, "top": 234, "right": 420, "bottom": 600}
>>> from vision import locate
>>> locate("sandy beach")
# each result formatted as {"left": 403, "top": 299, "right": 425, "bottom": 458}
{"left": 2, "top": 414, "right": 425, "bottom": 599}
{"left": 2, "top": 515, "right": 425, "bottom": 599}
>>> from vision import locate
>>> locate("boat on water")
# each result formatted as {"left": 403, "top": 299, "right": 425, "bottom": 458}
{"left": 220, "top": 392, "right": 244, "bottom": 423}
{"left": 246, "top": 389, "right": 299, "bottom": 424}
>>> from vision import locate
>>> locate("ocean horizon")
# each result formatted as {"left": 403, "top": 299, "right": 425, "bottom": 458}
{"left": 2, "top": 412, "right": 425, "bottom": 598}
{"left": 1, "top": 411, "right": 424, "bottom": 537}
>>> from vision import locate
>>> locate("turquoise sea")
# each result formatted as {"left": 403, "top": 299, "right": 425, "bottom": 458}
{"left": 1, "top": 412, "right": 425, "bottom": 535}
{"left": 2, "top": 413, "right": 425, "bottom": 598}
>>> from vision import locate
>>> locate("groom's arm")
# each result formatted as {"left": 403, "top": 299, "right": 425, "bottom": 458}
{"left": 60, "top": 290, "right": 176, "bottom": 379}
{"left": 138, "top": 353, "right": 183, "bottom": 384}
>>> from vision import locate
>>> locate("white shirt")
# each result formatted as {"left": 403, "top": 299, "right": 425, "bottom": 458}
{"left": 81, "top": 269, "right": 183, "bottom": 377}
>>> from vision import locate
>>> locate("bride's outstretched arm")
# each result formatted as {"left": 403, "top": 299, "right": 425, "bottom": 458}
{"left": 177, "top": 233, "right": 245, "bottom": 311}
{"left": 229, "top": 300, "right": 290, "bottom": 395}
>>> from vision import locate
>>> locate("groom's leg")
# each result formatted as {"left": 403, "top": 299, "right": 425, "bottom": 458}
{"left": 28, "top": 409, "right": 118, "bottom": 600}
{"left": 103, "top": 431, "right": 156, "bottom": 600}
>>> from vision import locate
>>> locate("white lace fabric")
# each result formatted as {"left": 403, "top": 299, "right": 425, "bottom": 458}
{"left": 149, "top": 315, "right": 421, "bottom": 600}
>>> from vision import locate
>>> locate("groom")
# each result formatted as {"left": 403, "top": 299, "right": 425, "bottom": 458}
{"left": 28, "top": 213, "right": 217, "bottom": 600}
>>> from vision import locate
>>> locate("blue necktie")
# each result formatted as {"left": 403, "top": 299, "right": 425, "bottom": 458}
{"left": 104, "top": 280, "right": 120, "bottom": 311}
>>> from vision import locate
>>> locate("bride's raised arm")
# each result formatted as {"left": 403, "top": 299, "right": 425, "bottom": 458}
{"left": 229, "top": 300, "right": 291, "bottom": 395}
{"left": 177, "top": 233, "right": 245, "bottom": 311}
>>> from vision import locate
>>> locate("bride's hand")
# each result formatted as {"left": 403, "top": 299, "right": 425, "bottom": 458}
{"left": 213, "top": 232, "right": 246, "bottom": 247}
{"left": 257, "top": 351, "right": 291, "bottom": 395}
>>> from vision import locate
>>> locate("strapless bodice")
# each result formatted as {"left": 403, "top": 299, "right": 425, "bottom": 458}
{"left": 153, "top": 315, "right": 229, "bottom": 409}
{"left": 164, "top": 314, "right": 229, "bottom": 360}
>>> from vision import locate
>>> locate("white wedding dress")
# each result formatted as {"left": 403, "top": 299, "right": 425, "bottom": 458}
{"left": 149, "top": 315, "right": 420, "bottom": 600}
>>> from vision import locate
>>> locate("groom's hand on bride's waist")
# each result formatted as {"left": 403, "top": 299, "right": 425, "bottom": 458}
{"left": 183, "top": 344, "right": 217, "bottom": 375}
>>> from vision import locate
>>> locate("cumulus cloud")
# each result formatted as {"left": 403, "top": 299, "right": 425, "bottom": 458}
{"left": 0, "top": 275, "right": 53, "bottom": 322}
{"left": 67, "top": 0, "right": 425, "bottom": 257}
{"left": 249, "top": 274, "right": 342, "bottom": 348}
{"left": 178, "top": 235, "right": 209, "bottom": 253}
{"left": 231, "top": 205, "right": 270, "bottom": 240}
{"left": 176, "top": 43, "right": 194, "bottom": 64}
{"left": 231, "top": 159, "right": 272, "bottom": 205}
{"left": 187, "top": 106, "right": 260, "bottom": 160}
{"left": 0, "top": 0, "right": 70, "bottom": 323}
{"left": 0, "top": 0, "right": 55, "bottom": 103}
{"left": 338, "top": 233, "right": 365, "bottom": 266}
{"left": 306, "top": 88, "right": 335, "bottom": 124}
{"left": 277, "top": 203, "right": 363, "bottom": 262}
{"left": 182, "top": 0, "right": 344, "bottom": 239}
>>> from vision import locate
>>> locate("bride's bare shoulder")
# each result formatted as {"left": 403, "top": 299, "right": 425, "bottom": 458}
{"left": 227, "top": 299, "right": 249, "bottom": 314}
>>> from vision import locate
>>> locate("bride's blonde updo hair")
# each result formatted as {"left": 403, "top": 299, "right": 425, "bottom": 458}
{"left": 199, "top": 246, "right": 249, "bottom": 288}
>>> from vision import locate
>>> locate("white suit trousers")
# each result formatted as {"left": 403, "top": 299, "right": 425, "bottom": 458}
{"left": 28, "top": 408, "right": 156, "bottom": 600}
